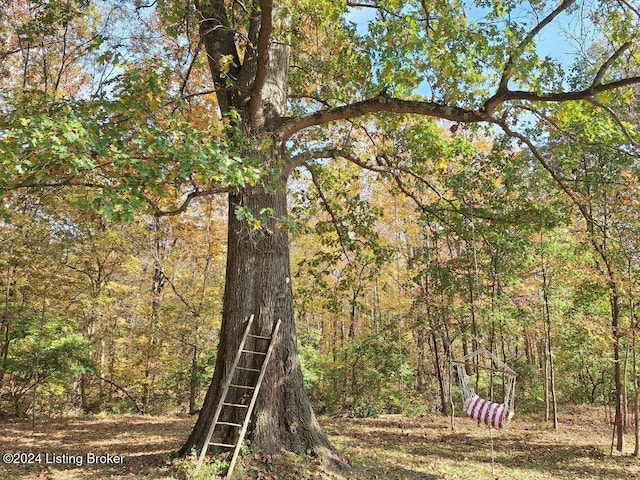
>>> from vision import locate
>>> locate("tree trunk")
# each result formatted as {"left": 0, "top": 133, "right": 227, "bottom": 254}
{"left": 431, "top": 331, "right": 448, "bottom": 415}
{"left": 632, "top": 300, "right": 639, "bottom": 457}
{"left": 540, "top": 235, "right": 558, "bottom": 429}
{"left": 189, "top": 327, "right": 199, "bottom": 416}
{"left": 0, "top": 265, "right": 15, "bottom": 393}
{"left": 415, "top": 327, "right": 428, "bottom": 394}
{"left": 613, "top": 290, "right": 624, "bottom": 452}
{"left": 143, "top": 226, "right": 166, "bottom": 414}
{"left": 624, "top": 343, "right": 630, "bottom": 432}
{"left": 180, "top": 180, "right": 334, "bottom": 458}
{"left": 545, "top": 298, "right": 558, "bottom": 430}
{"left": 544, "top": 340, "right": 550, "bottom": 422}
{"left": 181, "top": 5, "right": 339, "bottom": 461}
{"left": 629, "top": 255, "right": 639, "bottom": 457}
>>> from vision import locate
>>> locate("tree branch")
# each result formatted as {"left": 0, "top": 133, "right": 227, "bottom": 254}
{"left": 616, "top": 0, "right": 640, "bottom": 17}
{"left": 179, "top": 39, "right": 204, "bottom": 97}
{"left": 276, "top": 72, "right": 640, "bottom": 140}
{"left": 6, "top": 178, "right": 228, "bottom": 218}
{"left": 305, "top": 163, "right": 352, "bottom": 261}
{"left": 592, "top": 41, "right": 632, "bottom": 87}
{"left": 289, "top": 148, "right": 506, "bottom": 223}
{"left": 95, "top": 376, "right": 143, "bottom": 413}
{"left": 498, "top": 0, "right": 576, "bottom": 93}
{"left": 485, "top": 56, "right": 640, "bottom": 115}
{"left": 276, "top": 94, "right": 484, "bottom": 139}
{"left": 516, "top": 103, "right": 640, "bottom": 155}
{"left": 155, "top": 261, "right": 201, "bottom": 321}
{"left": 347, "top": 1, "right": 380, "bottom": 8}
{"left": 248, "top": 0, "right": 273, "bottom": 127}
{"left": 498, "top": 120, "right": 620, "bottom": 290}
{"left": 586, "top": 98, "right": 640, "bottom": 148}
{"left": 493, "top": 119, "right": 593, "bottom": 224}
{"left": 9, "top": 178, "right": 105, "bottom": 190}
{"left": 197, "top": 0, "right": 238, "bottom": 113}
{"left": 145, "top": 188, "right": 229, "bottom": 217}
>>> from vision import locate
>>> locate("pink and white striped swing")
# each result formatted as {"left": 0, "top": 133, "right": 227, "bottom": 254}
{"left": 453, "top": 347, "right": 517, "bottom": 429}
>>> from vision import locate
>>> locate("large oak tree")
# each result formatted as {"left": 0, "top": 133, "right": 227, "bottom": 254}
{"left": 177, "top": 0, "right": 640, "bottom": 460}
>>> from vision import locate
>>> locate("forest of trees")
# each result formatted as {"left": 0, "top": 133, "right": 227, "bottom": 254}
{"left": 3, "top": 128, "right": 640, "bottom": 422}
{"left": 1, "top": 0, "right": 639, "bottom": 466}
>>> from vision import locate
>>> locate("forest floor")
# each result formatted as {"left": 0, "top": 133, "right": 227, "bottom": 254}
{"left": 0, "top": 406, "right": 639, "bottom": 479}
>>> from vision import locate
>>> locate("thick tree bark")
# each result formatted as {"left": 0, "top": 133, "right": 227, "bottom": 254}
{"left": 180, "top": 179, "right": 334, "bottom": 458}
{"left": 181, "top": 2, "right": 337, "bottom": 457}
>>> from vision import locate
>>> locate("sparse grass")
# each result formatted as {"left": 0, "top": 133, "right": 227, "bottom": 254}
{"left": 0, "top": 414, "right": 190, "bottom": 479}
{"left": 322, "top": 406, "right": 639, "bottom": 480}
{"left": 0, "top": 406, "right": 638, "bottom": 479}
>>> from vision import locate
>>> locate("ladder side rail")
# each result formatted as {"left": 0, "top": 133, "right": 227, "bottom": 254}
{"left": 194, "top": 314, "right": 255, "bottom": 475}
{"left": 225, "top": 319, "right": 282, "bottom": 480}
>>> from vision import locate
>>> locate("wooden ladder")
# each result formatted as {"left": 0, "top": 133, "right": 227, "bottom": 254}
{"left": 193, "top": 314, "right": 281, "bottom": 480}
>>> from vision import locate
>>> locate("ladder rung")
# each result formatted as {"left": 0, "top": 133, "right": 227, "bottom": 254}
{"left": 216, "top": 421, "right": 242, "bottom": 427}
{"left": 237, "top": 367, "right": 261, "bottom": 372}
{"left": 209, "top": 442, "right": 235, "bottom": 448}
{"left": 242, "top": 349, "right": 267, "bottom": 356}
{"left": 229, "top": 384, "right": 256, "bottom": 390}
{"left": 248, "top": 334, "right": 271, "bottom": 340}
{"left": 223, "top": 402, "right": 249, "bottom": 408}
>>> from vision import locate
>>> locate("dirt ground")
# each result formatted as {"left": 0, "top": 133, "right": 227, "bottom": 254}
{"left": 0, "top": 407, "right": 639, "bottom": 479}
{"left": 0, "top": 414, "right": 190, "bottom": 479}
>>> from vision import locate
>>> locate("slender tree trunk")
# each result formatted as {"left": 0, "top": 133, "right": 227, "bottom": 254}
{"left": 431, "top": 331, "right": 448, "bottom": 415}
{"left": 462, "top": 337, "right": 470, "bottom": 374}
{"left": 32, "top": 289, "right": 47, "bottom": 425}
{"left": 624, "top": 344, "right": 630, "bottom": 432}
{"left": 99, "top": 340, "right": 106, "bottom": 410}
{"left": 144, "top": 220, "right": 167, "bottom": 414}
{"left": 332, "top": 316, "right": 338, "bottom": 363}
{"left": 523, "top": 329, "right": 535, "bottom": 366}
{"left": 632, "top": 300, "right": 639, "bottom": 457}
{"left": 629, "top": 255, "right": 639, "bottom": 457}
{"left": 348, "top": 287, "right": 359, "bottom": 340}
{"left": 545, "top": 298, "right": 558, "bottom": 430}
{"left": 488, "top": 250, "right": 498, "bottom": 401}
{"left": 80, "top": 308, "right": 96, "bottom": 414}
{"left": 537, "top": 339, "right": 545, "bottom": 370}
{"left": 372, "top": 280, "right": 380, "bottom": 333}
{"left": 414, "top": 327, "right": 428, "bottom": 394}
{"left": 180, "top": 180, "right": 334, "bottom": 457}
{"left": 0, "top": 264, "right": 15, "bottom": 392}
{"left": 544, "top": 339, "right": 550, "bottom": 422}
{"left": 189, "top": 325, "right": 200, "bottom": 415}
{"left": 467, "top": 267, "right": 478, "bottom": 377}
{"left": 107, "top": 315, "right": 117, "bottom": 404}
{"left": 613, "top": 291, "right": 625, "bottom": 452}
{"left": 540, "top": 235, "right": 558, "bottom": 429}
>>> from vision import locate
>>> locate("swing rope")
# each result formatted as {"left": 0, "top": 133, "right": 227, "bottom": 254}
{"left": 490, "top": 423, "right": 496, "bottom": 477}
